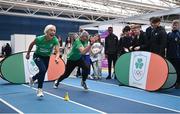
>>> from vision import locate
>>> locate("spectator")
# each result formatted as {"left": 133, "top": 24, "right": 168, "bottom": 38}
{"left": 118, "top": 25, "right": 132, "bottom": 55}
{"left": 105, "top": 27, "right": 118, "bottom": 79}
{"left": 148, "top": 17, "right": 167, "bottom": 57}
{"left": 166, "top": 20, "right": 180, "bottom": 89}
{"left": 146, "top": 17, "right": 155, "bottom": 51}
{"left": 90, "top": 34, "right": 103, "bottom": 79}
{"left": 130, "top": 24, "right": 148, "bottom": 51}
{"left": 4, "top": 43, "right": 12, "bottom": 57}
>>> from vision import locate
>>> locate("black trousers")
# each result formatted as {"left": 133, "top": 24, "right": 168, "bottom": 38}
{"left": 57, "top": 58, "right": 89, "bottom": 83}
{"left": 107, "top": 54, "right": 117, "bottom": 76}
{"left": 168, "top": 58, "right": 180, "bottom": 84}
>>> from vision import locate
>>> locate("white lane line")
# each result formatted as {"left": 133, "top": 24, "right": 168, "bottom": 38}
{"left": 0, "top": 98, "right": 24, "bottom": 114}
{"left": 62, "top": 82, "right": 180, "bottom": 113}
{"left": 92, "top": 80, "right": 180, "bottom": 99}
{"left": 23, "top": 84, "right": 106, "bottom": 114}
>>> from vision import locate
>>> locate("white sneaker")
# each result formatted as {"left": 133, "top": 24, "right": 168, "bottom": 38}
{"left": 29, "top": 77, "right": 34, "bottom": 86}
{"left": 88, "top": 75, "right": 94, "bottom": 79}
{"left": 53, "top": 80, "right": 58, "bottom": 89}
{"left": 37, "top": 88, "right": 44, "bottom": 97}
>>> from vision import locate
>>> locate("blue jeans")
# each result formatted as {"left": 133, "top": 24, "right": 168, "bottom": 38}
{"left": 32, "top": 54, "right": 50, "bottom": 88}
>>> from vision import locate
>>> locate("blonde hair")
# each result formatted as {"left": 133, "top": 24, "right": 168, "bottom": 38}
{"left": 130, "top": 24, "right": 141, "bottom": 29}
{"left": 44, "top": 24, "right": 56, "bottom": 35}
{"left": 172, "top": 20, "right": 180, "bottom": 25}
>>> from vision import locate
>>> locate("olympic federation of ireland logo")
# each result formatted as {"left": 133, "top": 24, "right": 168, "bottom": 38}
{"left": 133, "top": 54, "right": 147, "bottom": 81}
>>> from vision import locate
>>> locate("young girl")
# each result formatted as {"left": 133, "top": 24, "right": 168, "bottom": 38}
{"left": 90, "top": 34, "right": 103, "bottom": 79}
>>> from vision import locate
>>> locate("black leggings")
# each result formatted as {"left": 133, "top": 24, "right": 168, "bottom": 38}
{"left": 57, "top": 58, "right": 89, "bottom": 83}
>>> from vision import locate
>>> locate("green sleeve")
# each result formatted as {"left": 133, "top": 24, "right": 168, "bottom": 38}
{"left": 54, "top": 37, "right": 59, "bottom": 46}
{"left": 76, "top": 41, "right": 83, "bottom": 49}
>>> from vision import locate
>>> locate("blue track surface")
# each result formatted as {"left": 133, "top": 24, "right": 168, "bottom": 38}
{"left": 44, "top": 82, "right": 175, "bottom": 113}
{"left": 0, "top": 100, "right": 17, "bottom": 113}
{"left": 0, "top": 77, "right": 180, "bottom": 113}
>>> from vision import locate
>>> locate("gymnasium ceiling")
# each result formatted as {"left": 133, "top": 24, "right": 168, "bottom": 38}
{"left": 0, "top": 0, "right": 180, "bottom": 24}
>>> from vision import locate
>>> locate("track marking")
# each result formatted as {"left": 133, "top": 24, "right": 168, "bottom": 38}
{"left": 61, "top": 82, "right": 180, "bottom": 113}
{"left": 0, "top": 98, "right": 24, "bottom": 114}
{"left": 92, "top": 79, "right": 180, "bottom": 99}
{"left": 23, "top": 84, "right": 106, "bottom": 114}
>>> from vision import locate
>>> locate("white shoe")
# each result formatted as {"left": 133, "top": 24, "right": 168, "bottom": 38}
{"left": 29, "top": 77, "right": 34, "bottom": 86}
{"left": 37, "top": 88, "right": 44, "bottom": 97}
{"left": 53, "top": 80, "right": 58, "bottom": 89}
{"left": 88, "top": 75, "right": 94, "bottom": 79}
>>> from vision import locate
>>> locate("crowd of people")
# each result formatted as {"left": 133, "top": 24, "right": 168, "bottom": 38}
{"left": 105, "top": 17, "right": 180, "bottom": 90}
{"left": 25, "top": 16, "right": 180, "bottom": 97}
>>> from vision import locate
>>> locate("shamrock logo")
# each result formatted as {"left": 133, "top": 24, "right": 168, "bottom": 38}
{"left": 135, "top": 58, "right": 143, "bottom": 69}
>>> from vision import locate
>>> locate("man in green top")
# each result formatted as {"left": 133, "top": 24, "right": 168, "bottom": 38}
{"left": 26, "top": 24, "right": 60, "bottom": 97}
{"left": 54, "top": 31, "right": 96, "bottom": 90}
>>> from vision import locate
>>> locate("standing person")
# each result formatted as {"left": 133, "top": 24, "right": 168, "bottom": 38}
{"left": 1, "top": 44, "right": 5, "bottom": 57}
{"left": 53, "top": 31, "right": 96, "bottom": 90}
{"left": 148, "top": 17, "right": 167, "bottom": 57}
{"left": 4, "top": 43, "right": 12, "bottom": 57}
{"left": 90, "top": 34, "right": 103, "bottom": 79}
{"left": 166, "top": 20, "right": 180, "bottom": 89}
{"left": 105, "top": 27, "right": 118, "bottom": 79}
{"left": 26, "top": 24, "right": 60, "bottom": 97}
{"left": 57, "top": 35, "right": 64, "bottom": 58}
{"left": 62, "top": 37, "right": 72, "bottom": 63}
{"left": 146, "top": 17, "right": 155, "bottom": 51}
{"left": 130, "top": 24, "right": 148, "bottom": 51}
{"left": 118, "top": 25, "right": 132, "bottom": 55}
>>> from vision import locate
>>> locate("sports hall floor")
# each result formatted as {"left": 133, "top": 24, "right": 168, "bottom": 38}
{"left": 0, "top": 70, "right": 180, "bottom": 113}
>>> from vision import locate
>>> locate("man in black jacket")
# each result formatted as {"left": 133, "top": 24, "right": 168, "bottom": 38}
{"left": 148, "top": 17, "right": 167, "bottom": 57}
{"left": 130, "top": 24, "right": 148, "bottom": 51}
{"left": 167, "top": 20, "right": 180, "bottom": 89}
{"left": 105, "top": 27, "right": 118, "bottom": 79}
{"left": 146, "top": 17, "right": 155, "bottom": 51}
{"left": 118, "top": 25, "right": 133, "bottom": 55}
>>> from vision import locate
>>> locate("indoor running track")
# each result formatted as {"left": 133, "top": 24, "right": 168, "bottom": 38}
{"left": 0, "top": 77, "right": 180, "bottom": 113}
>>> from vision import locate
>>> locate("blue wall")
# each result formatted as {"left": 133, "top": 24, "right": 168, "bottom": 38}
{"left": 0, "top": 15, "right": 94, "bottom": 41}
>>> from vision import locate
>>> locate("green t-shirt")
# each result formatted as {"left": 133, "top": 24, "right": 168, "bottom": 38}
{"left": 35, "top": 35, "right": 59, "bottom": 56}
{"left": 67, "top": 38, "right": 88, "bottom": 61}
